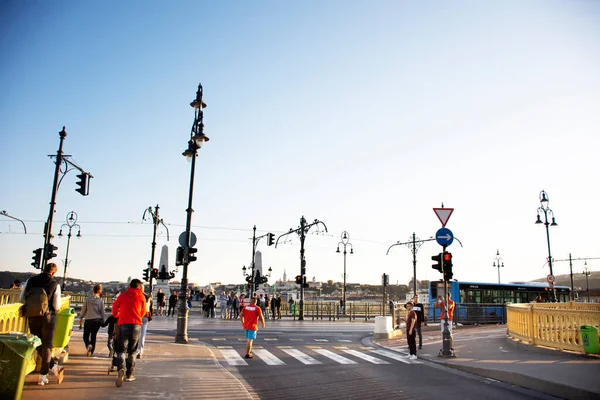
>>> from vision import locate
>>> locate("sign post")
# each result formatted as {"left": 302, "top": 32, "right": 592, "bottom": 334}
{"left": 433, "top": 207, "right": 456, "bottom": 358}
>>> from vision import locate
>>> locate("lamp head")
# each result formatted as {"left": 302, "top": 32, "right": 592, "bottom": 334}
{"left": 540, "top": 190, "right": 549, "bottom": 205}
{"left": 57, "top": 229, "right": 63, "bottom": 237}
{"left": 535, "top": 214, "right": 542, "bottom": 224}
{"left": 336, "top": 247, "right": 340, "bottom": 253}
{"left": 350, "top": 248, "right": 354, "bottom": 254}
{"left": 550, "top": 217, "right": 557, "bottom": 226}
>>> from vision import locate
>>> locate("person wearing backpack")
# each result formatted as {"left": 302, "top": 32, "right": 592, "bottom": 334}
{"left": 19, "top": 262, "right": 65, "bottom": 386}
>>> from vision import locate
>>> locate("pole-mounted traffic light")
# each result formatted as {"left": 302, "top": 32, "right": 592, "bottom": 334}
{"left": 188, "top": 247, "right": 197, "bottom": 263}
{"left": 31, "top": 248, "right": 42, "bottom": 269}
{"left": 143, "top": 267, "right": 150, "bottom": 282}
{"left": 45, "top": 243, "right": 58, "bottom": 260}
{"left": 431, "top": 253, "right": 443, "bottom": 273}
{"left": 303, "top": 276, "right": 309, "bottom": 288}
{"left": 267, "top": 232, "right": 275, "bottom": 246}
{"left": 75, "top": 172, "right": 89, "bottom": 196}
{"left": 295, "top": 275, "right": 302, "bottom": 285}
{"left": 443, "top": 252, "right": 453, "bottom": 281}
{"left": 175, "top": 246, "right": 184, "bottom": 266}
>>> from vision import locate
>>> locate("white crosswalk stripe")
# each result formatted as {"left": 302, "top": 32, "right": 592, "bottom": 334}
{"left": 219, "top": 348, "right": 248, "bottom": 365}
{"left": 342, "top": 349, "right": 389, "bottom": 364}
{"left": 280, "top": 348, "right": 322, "bottom": 365}
{"left": 312, "top": 348, "right": 357, "bottom": 364}
{"left": 253, "top": 349, "right": 286, "bottom": 365}
{"left": 370, "top": 349, "right": 421, "bottom": 364}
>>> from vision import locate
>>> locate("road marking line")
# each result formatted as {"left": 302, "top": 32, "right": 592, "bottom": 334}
{"left": 219, "top": 349, "right": 248, "bottom": 366}
{"left": 314, "top": 339, "right": 329, "bottom": 342}
{"left": 281, "top": 348, "right": 322, "bottom": 365}
{"left": 277, "top": 346, "right": 293, "bottom": 349}
{"left": 264, "top": 338, "right": 278, "bottom": 341}
{"left": 333, "top": 346, "right": 348, "bottom": 349}
{"left": 519, "top": 360, "right": 558, "bottom": 364}
{"left": 338, "top": 339, "right": 352, "bottom": 343}
{"left": 290, "top": 338, "right": 303, "bottom": 341}
{"left": 212, "top": 338, "right": 226, "bottom": 341}
{"left": 253, "top": 349, "right": 286, "bottom": 365}
{"left": 313, "top": 348, "right": 357, "bottom": 364}
{"left": 216, "top": 346, "right": 233, "bottom": 349}
{"left": 369, "top": 349, "right": 414, "bottom": 364}
{"left": 343, "top": 349, "right": 390, "bottom": 364}
{"left": 306, "top": 345, "right": 321, "bottom": 349}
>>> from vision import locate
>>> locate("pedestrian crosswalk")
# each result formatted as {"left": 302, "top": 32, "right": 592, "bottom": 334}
{"left": 215, "top": 345, "right": 422, "bottom": 366}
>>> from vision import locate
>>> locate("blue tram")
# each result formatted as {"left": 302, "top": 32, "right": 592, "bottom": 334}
{"left": 427, "top": 280, "right": 571, "bottom": 324}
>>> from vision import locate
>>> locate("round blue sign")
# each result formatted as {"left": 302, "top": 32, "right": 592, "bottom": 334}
{"left": 435, "top": 227, "right": 454, "bottom": 246}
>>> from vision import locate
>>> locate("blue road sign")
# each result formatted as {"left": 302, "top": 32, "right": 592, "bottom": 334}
{"left": 435, "top": 227, "right": 454, "bottom": 246}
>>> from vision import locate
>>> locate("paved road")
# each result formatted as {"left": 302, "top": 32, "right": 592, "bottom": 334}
{"left": 168, "top": 317, "right": 560, "bottom": 400}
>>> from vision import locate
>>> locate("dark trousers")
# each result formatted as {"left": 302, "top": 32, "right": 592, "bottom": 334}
{"left": 83, "top": 318, "right": 102, "bottom": 354}
{"left": 407, "top": 331, "right": 417, "bottom": 356}
{"left": 116, "top": 324, "right": 141, "bottom": 376}
{"left": 415, "top": 324, "right": 422, "bottom": 347}
{"left": 167, "top": 304, "right": 176, "bottom": 316}
{"left": 28, "top": 314, "right": 57, "bottom": 375}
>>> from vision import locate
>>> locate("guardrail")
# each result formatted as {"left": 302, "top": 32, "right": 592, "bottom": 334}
{"left": 507, "top": 301, "right": 600, "bottom": 353}
{"left": 0, "top": 294, "right": 71, "bottom": 334}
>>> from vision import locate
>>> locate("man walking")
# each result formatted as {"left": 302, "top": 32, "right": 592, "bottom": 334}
{"left": 167, "top": 290, "right": 178, "bottom": 317}
{"left": 240, "top": 297, "right": 265, "bottom": 359}
{"left": 411, "top": 295, "right": 425, "bottom": 349}
{"left": 112, "top": 279, "right": 146, "bottom": 387}
{"left": 20, "top": 262, "right": 65, "bottom": 386}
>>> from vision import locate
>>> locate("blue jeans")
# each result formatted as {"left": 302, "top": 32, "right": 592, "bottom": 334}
{"left": 116, "top": 324, "right": 141, "bottom": 376}
{"left": 138, "top": 317, "right": 149, "bottom": 355}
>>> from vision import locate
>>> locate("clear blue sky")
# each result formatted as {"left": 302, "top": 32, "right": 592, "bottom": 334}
{"left": 1, "top": 1, "right": 599, "bottom": 288}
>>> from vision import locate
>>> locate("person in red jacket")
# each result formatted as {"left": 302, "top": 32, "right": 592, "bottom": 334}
{"left": 240, "top": 296, "right": 265, "bottom": 359}
{"left": 111, "top": 279, "right": 146, "bottom": 387}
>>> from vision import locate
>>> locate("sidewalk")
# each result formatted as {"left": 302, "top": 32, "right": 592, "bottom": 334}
{"left": 372, "top": 324, "right": 600, "bottom": 399}
{"left": 21, "top": 327, "right": 255, "bottom": 400}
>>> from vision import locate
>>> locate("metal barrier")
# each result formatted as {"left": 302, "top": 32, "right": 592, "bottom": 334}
{"left": 507, "top": 301, "right": 600, "bottom": 353}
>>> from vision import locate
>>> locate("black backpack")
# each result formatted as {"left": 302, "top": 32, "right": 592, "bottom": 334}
{"left": 21, "top": 286, "right": 50, "bottom": 317}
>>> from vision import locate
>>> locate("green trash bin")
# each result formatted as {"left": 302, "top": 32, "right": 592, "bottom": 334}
{"left": 0, "top": 333, "right": 41, "bottom": 400}
{"left": 580, "top": 325, "right": 600, "bottom": 354}
{"left": 53, "top": 308, "right": 76, "bottom": 348}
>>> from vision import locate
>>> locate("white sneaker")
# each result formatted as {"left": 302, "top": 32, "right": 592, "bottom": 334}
{"left": 51, "top": 364, "right": 65, "bottom": 384}
{"left": 38, "top": 374, "right": 49, "bottom": 386}
{"left": 405, "top": 354, "right": 412, "bottom": 358}
{"left": 409, "top": 355, "right": 417, "bottom": 360}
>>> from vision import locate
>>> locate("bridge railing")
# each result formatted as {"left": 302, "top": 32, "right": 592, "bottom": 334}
{"left": 507, "top": 301, "right": 600, "bottom": 353}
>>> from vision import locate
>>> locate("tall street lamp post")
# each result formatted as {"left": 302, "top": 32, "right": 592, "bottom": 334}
{"left": 143, "top": 205, "right": 169, "bottom": 296}
{"left": 57, "top": 211, "right": 81, "bottom": 291}
{"left": 336, "top": 231, "right": 353, "bottom": 313}
{"left": 583, "top": 263, "right": 591, "bottom": 303}
{"left": 536, "top": 190, "right": 558, "bottom": 302}
{"left": 176, "top": 84, "right": 209, "bottom": 344}
{"left": 492, "top": 249, "right": 504, "bottom": 284}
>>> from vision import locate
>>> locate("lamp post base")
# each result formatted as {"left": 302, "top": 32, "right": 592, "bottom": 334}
{"left": 439, "top": 320, "right": 456, "bottom": 358}
{"left": 175, "top": 298, "right": 189, "bottom": 344}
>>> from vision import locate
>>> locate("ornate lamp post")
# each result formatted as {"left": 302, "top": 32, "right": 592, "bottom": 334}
{"left": 176, "top": 84, "right": 209, "bottom": 344}
{"left": 57, "top": 211, "right": 81, "bottom": 291}
{"left": 535, "top": 190, "right": 558, "bottom": 302}
{"left": 583, "top": 262, "right": 591, "bottom": 303}
{"left": 336, "top": 231, "right": 353, "bottom": 313}
{"left": 492, "top": 249, "right": 504, "bottom": 284}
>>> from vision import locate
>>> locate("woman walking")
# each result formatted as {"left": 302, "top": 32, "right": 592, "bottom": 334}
{"left": 79, "top": 284, "right": 106, "bottom": 357}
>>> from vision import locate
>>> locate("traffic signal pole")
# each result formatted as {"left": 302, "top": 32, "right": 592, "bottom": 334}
{"left": 143, "top": 204, "right": 169, "bottom": 297}
{"left": 42, "top": 127, "right": 68, "bottom": 268}
{"left": 440, "top": 244, "right": 454, "bottom": 357}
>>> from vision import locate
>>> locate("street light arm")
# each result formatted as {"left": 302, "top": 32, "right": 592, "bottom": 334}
{"left": 386, "top": 242, "right": 401, "bottom": 255}
{"left": 0, "top": 210, "right": 27, "bottom": 234}
{"left": 159, "top": 219, "right": 170, "bottom": 241}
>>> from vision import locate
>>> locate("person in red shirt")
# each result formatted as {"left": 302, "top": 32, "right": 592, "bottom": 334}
{"left": 240, "top": 296, "right": 265, "bottom": 359}
{"left": 436, "top": 292, "right": 455, "bottom": 334}
{"left": 111, "top": 279, "right": 146, "bottom": 387}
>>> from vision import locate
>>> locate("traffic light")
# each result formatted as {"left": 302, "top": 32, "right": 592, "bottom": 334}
{"left": 176, "top": 246, "right": 184, "bottom": 266}
{"left": 143, "top": 267, "right": 150, "bottom": 282}
{"left": 431, "top": 253, "right": 443, "bottom": 273}
{"left": 443, "top": 252, "right": 453, "bottom": 281}
{"left": 267, "top": 232, "right": 275, "bottom": 246}
{"left": 45, "top": 243, "right": 58, "bottom": 260}
{"left": 75, "top": 172, "right": 89, "bottom": 196}
{"left": 188, "top": 247, "right": 197, "bottom": 263}
{"left": 255, "top": 279, "right": 260, "bottom": 291}
{"left": 295, "top": 275, "right": 302, "bottom": 285}
{"left": 31, "top": 248, "right": 42, "bottom": 269}
{"left": 303, "top": 276, "right": 309, "bottom": 288}
{"left": 152, "top": 268, "right": 159, "bottom": 278}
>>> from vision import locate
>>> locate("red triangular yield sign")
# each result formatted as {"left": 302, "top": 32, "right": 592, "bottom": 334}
{"left": 433, "top": 208, "right": 454, "bottom": 227}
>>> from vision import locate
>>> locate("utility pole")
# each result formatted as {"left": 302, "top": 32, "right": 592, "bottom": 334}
{"left": 274, "top": 216, "right": 327, "bottom": 321}
{"left": 553, "top": 256, "right": 600, "bottom": 301}
{"left": 143, "top": 204, "right": 169, "bottom": 297}
{"left": 387, "top": 233, "right": 435, "bottom": 297}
